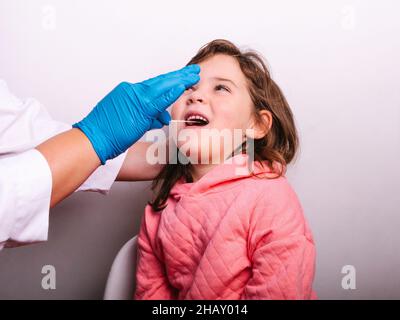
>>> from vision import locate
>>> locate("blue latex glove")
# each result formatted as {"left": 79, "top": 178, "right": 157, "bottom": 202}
{"left": 72, "top": 64, "right": 200, "bottom": 164}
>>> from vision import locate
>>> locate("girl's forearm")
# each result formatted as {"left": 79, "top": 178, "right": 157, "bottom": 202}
{"left": 35, "top": 128, "right": 101, "bottom": 208}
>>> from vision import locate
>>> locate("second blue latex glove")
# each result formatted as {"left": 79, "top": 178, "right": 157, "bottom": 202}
{"left": 72, "top": 64, "right": 200, "bottom": 164}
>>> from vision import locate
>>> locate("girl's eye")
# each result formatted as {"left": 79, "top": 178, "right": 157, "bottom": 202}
{"left": 215, "top": 84, "right": 230, "bottom": 92}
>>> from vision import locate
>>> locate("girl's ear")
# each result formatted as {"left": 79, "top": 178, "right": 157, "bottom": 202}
{"left": 247, "top": 110, "right": 272, "bottom": 139}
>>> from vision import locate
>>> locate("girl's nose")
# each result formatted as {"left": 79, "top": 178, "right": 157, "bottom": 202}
{"left": 186, "top": 86, "right": 206, "bottom": 105}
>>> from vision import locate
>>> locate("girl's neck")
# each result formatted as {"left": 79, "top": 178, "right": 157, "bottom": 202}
{"left": 191, "top": 163, "right": 219, "bottom": 182}
{"left": 190, "top": 148, "right": 246, "bottom": 182}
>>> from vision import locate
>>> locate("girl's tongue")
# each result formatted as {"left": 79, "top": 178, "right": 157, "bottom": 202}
{"left": 185, "top": 118, "right": 209, "bottom": 127}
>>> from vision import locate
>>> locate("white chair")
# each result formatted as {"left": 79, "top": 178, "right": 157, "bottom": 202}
{"left": 104, "top": 236, "right": 138, "bottom": 300}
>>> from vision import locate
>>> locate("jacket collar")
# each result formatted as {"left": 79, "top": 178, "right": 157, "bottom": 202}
{"left": 169, "top": 153, "right": 285, "bottom": 199}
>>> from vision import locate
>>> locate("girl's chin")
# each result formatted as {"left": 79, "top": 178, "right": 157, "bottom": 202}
{"left": 176, "top": 145, "right": 232, "bottom": 164}
{"left": 177, "top": 126, "right": 212, "bottom": 133}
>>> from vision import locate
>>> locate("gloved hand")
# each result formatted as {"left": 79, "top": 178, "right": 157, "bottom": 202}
{"left": 72, "top": 64, "right": 200, "bottom": 164}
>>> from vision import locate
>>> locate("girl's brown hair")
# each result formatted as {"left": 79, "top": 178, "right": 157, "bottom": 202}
{"left": 148, "top": 39, "right": 299, "bottom": 212}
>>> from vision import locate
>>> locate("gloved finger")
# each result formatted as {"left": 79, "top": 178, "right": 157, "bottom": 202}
{"left": 144, "top": 64, "right": 200, "bottom": 86}
{"left": 150, "top": 73, "right": 200, "bottom": 99}
{"left": 149, "top": 117, "right": 164, "bottom": 130}
{"left": 157, "top": 110, "right": 171, "bottom": 125}
{"left": 156, "top": 64, "right": 200, "bottom": 81}
{"left": 143, "top": 65, "right": 200, "bottom": 98}
{"left": 149, "top": 84, "right": 186, "bottom": 114}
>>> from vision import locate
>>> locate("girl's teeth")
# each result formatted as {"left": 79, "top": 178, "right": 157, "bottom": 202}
{"left": 185, "top": 117, "right": 208, "bottom": 126}
{"left": 187, "top": 116, "right": 208, "bottom": 122}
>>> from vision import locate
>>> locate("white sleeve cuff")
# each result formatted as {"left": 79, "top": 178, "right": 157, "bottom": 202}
{"left": 76, "top": 151, "right": 127, "bottom": 194}
{"left": 1, "top": 149, "right": 52, "bottom": 248}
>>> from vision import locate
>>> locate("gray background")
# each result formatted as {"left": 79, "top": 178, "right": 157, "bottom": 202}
{"left": 1, "top": 0, "right": 399, "bottom": 299}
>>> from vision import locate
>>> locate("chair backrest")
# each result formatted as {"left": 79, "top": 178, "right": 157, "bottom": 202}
{"left": 103, "top": 236, "right": 138, "bottom": 300}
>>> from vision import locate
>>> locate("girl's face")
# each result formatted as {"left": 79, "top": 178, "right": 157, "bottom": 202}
{"left": 171, "top": 54, "right": 256, "bottom": 164}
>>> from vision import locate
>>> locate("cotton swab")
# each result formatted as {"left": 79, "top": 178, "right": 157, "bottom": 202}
{"left": 170, "top": 120, "right": 199, "bottom": 123}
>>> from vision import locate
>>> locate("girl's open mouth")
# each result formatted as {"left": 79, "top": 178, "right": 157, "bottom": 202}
{"left": 184, "top": 113, "right": 209, "bottom": 127}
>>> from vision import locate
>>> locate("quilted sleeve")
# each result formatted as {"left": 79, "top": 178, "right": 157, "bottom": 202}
{"left": 241, "top": 180, "right": 317, "bottom": 300}
{"left": 134, "top": 210, "right": 177, "bottom": 300}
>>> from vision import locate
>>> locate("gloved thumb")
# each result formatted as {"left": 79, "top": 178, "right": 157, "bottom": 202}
{"left": 149, "top": 110, "right": 171, "bottom": 130}
{"left": 149, "top": 118, "right": 164, "bottom": 130}
{"left": 157, "top": 110, "right": 171, "bottom": 125}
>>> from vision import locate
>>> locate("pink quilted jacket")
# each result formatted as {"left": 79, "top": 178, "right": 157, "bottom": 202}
{"left": 134, "top": 154, "right": 317, "bottom": 300}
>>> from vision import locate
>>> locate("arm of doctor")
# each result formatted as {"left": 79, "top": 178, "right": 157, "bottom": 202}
{"left": 36, "top": 131, "right": 169, "bottom": 208}
{"left": 36, "top": 128, "right": 101, "bottom": 208}
{"left": 0, "top": 134, "right": 167, "bottom": 249}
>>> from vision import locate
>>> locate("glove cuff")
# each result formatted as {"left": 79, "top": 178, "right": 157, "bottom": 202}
{"left": 72, "top": 122, "right": 108, "bottom": 165}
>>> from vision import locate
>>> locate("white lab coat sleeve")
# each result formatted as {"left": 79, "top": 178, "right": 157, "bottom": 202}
{"left": 0, "top": 149, "right": 52, "bottom": 250}
{"left": 0, "top": 78, "right": 127, "bottom": 194}
{"left": 0, "top": 79, "right": 128, "bottom": 249}
{"left": 76, "top": 152, "right": 126, "bottom": 194}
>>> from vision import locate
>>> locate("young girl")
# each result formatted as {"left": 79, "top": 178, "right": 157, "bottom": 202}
{"left": 133, "top": 39, "right": 317, "bottom": 300}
